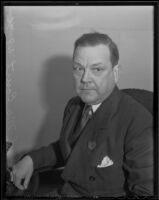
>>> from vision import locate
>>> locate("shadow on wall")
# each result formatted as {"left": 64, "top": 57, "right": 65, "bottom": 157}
{"left": 33, "top": 55, "right": 75, "bottom": 149}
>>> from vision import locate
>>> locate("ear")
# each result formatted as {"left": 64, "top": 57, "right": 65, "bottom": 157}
{"left": 113, "top": 64, "right": 119, "bottom": 83}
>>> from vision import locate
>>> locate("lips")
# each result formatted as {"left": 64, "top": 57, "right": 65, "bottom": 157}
{"left": 80, "top": 89, "right": 94, "bottom": 91}
{"left": 80, "top": 87, "right": 94, "bottom": 90}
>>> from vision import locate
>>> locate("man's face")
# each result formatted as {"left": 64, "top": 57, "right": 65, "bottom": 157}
{"left": 72, "top": 44, "right": 118, "bottom": 105}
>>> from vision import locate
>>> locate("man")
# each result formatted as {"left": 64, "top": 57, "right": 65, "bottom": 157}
{"left": 11, "top": 32, "right": 153, "bottom": 197}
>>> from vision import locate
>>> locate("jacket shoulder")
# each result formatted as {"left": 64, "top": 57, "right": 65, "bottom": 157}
{"left": 63, "top": 96, "right": 82, "bottom": 117}
{"left": 118, "top": 91, "right": 153, "bottom": 135}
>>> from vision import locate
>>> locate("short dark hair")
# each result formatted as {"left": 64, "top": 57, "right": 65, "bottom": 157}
{"left": 73, "top": 32, "right": 119, "bottom": 67}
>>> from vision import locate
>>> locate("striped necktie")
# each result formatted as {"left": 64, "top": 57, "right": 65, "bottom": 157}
{"left": 69, "top": 105, "right": 93, "bottom": 148}
{"left": 81, "top": 105, "right": 93, "bottom": 129}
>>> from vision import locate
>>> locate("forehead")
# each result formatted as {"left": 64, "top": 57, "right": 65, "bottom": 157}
{"left": 73, "top": 44, "right": 111, "bottom": 63}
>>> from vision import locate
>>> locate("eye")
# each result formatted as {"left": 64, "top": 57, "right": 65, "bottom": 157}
{"left": 92, "top": 67, "right": 104, "bottom": 73}
{"left": 73, "top": 65, "right": 83, "bottom": 71}
{"left": 93, "top": 68, "right": 103, "bottom": 71}
{"left": 73, "top": 64, "right": 84, "bottom": 76}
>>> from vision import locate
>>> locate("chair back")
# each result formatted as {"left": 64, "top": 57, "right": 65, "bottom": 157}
{"left": 122, "top": 88, "right": 153, "bottom": 114}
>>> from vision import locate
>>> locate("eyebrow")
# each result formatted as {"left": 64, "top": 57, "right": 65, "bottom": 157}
{"left": 91, "top": 63, "right": 105, "bottom": 67}
{"left": 73, "top": 62, "right": 104, "bottom": 67}
{"left": 73, "top": 61, "right": 83, "bottom": 66}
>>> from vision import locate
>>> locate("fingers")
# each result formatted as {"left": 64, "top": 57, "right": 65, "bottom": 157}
{"left": 10, "top": 170, "right": 14, "bottom": 182}
{"left": 12, "top": 170, "right": 25, "bottom": 190}
{"left": 15, "top": 179, "right": 25, "bottom": 190}
{"left": 23, "top": 175, "right": 31, "bottom": 189}
{"left": 11, "top": 156, "right": 34, "bottom": 191}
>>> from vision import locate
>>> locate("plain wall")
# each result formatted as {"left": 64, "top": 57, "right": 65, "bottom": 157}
{"left": 5, "top": 6, "right": 153, "bottom": 165}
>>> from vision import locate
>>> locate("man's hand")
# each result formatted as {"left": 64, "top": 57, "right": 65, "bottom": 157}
{"left": 11, "top": 155, "right": 34, "bottom": 190}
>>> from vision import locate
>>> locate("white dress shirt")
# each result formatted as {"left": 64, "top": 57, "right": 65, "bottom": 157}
{"left": 92, "top": 103, "right": 101, "bottom": 113}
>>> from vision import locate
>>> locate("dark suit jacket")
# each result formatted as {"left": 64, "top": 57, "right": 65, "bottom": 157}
{"left": 30, "top": 86, "right": 153, "bottom": 197}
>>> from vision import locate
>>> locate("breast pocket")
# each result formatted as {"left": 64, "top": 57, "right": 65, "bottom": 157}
{"left": 89, "top": 141, "right": 113, "bottom": 166}
{"left": 89, "top": 145, "right": 120, "bottom": 188}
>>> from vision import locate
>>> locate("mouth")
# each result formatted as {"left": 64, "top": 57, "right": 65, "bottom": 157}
{"left": 80, "top": 88, "right": 93, "bottom": 91}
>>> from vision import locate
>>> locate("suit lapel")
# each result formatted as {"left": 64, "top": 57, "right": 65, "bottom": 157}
{"left": 60, "top": 100, "right": 84, "bottom": 159}
{"left": 92, "top": 86, "right": 122, "bottom": 131}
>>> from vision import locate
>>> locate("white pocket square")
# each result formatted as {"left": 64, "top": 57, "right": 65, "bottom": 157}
{"left": 97, "top": 156, "right": 114, "bottom": 168}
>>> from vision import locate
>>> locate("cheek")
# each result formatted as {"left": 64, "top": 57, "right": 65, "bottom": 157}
{"left": 73, "top": 76, "right": 81, "bottom": 89}
{"left": 94, "top": 77, "right": 107, "bottom": 91}
{"left": 94, "top": 76, "right": 112, "bottom": 94}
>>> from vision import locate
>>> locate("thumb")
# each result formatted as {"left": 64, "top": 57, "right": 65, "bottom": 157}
{"left": 23, "top": 175, "right": 31, "bottom": 189}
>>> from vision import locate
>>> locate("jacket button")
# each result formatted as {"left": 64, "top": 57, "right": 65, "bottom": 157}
{"left": 88, "top": 141, "right": 96, "bottom": 150}
{"left": 89, "top": 176, "right": 95, "bottom": 182}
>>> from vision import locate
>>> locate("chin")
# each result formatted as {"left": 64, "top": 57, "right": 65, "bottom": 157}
{"left": 80, "top": 95, "right": 98, "bottom": 105}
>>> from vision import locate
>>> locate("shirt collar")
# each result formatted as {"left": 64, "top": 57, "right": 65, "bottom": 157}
{"left": 83, "top": 103, "right": 101, "bottom": 115}
{"left": 92, "top": 103, "right": 101, "bottom": 112}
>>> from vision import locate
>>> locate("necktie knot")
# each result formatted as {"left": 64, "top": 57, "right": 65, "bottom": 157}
{"left": 84, "top": 104, "right": 93, "bottom": 115}
{"left": 81, "top": 105, "right": 93, "bottom": 128}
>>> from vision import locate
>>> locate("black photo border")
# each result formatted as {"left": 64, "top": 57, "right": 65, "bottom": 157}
{"left": 1, "top": 1, "right": 158, "bottom": 199}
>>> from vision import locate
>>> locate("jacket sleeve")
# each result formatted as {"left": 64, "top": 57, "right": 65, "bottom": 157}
{"left": 123, "top": 108, "right": 154, "bottom": 196}
{"left": 28, "top": 141, "right": 63, "bottom": 170}
{"left": 28, "top": 97, "right": 76, "bottom": 170}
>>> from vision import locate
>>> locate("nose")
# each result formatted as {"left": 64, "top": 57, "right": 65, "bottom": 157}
{"left": 81, "top": 69, "right": 91, "bottom": 83}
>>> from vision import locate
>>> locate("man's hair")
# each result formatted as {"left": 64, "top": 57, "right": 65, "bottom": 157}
{"left": 73, "top": 32, "right": 119, "bottom": 67}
